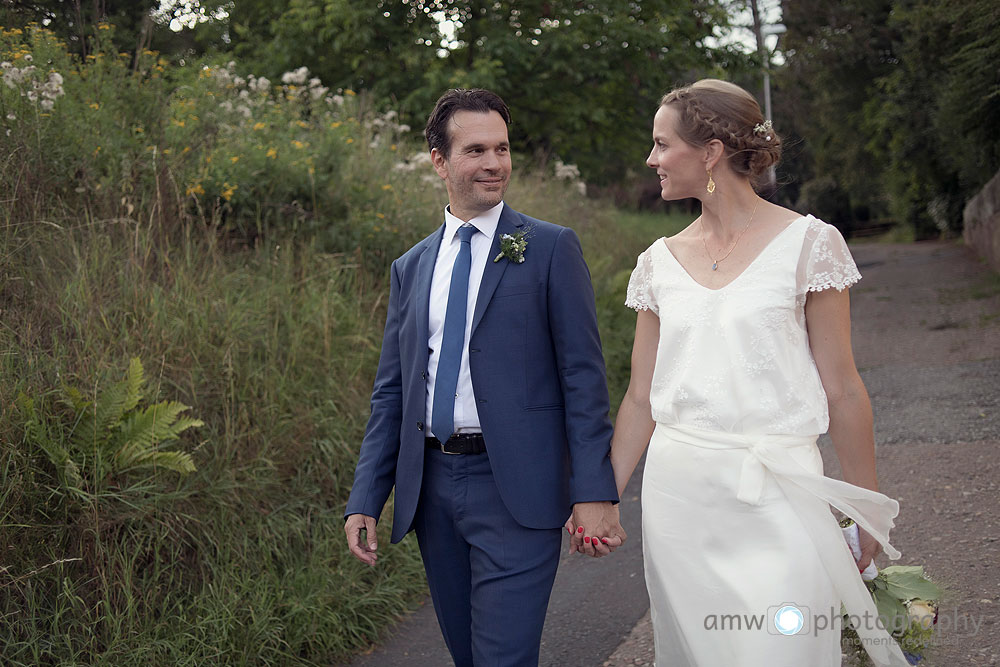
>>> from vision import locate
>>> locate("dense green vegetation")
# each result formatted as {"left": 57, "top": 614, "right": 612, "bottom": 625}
{"left": 0, "top": 22, "right": 686, "bottom": 664}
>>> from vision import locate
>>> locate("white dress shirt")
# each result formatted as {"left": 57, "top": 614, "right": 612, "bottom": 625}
{"left": 426, "top": 201, "right": 503, "bottom": 439}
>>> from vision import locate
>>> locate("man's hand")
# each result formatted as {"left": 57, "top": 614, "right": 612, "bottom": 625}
{"left": 568, "top": 501, "right": 626, "bottom": 558}
{"left": 345, "top": 513, "right": 379, "bottom": 566}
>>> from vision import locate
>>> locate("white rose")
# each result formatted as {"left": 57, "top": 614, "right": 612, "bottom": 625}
{"left": 907, "top": 600, "right": 936, "bottom": 630}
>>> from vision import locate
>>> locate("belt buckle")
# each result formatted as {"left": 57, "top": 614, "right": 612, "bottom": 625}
{"left": 440, "top": 437, "right": 461, "bottom": 455}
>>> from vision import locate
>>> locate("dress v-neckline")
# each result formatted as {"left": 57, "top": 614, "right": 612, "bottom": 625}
{"left": 659, "top": 215, "right": 810, "bottom": 292}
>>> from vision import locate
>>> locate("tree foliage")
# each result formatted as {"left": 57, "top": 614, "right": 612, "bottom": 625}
{"left": 777, "top": 0, "right": 1000, "bottom": 238}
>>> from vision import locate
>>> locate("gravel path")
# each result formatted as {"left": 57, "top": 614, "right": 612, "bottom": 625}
{"left": 349, "top": 240, "right": 1000, "bottom": 667}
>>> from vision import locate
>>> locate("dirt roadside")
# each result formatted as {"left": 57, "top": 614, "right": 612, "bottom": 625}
{"left": 604, "top": 240, "right": 1000, "bottom": 667}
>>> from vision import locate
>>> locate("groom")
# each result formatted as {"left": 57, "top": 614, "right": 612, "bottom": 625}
{"left": 344, "top": 88, "right": 623, "bottom": 666}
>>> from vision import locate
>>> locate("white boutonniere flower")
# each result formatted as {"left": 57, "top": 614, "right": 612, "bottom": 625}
{"left": 493, "top": 229, "right": 530, "bottom": 264}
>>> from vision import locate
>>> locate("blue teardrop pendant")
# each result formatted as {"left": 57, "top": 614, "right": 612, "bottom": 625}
{"left": 712, "top": 262, "right": 718, "bottom": 271}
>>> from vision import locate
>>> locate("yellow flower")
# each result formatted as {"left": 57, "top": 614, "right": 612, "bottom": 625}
{"left": 291, "top": 140, "right": 306, "bottom": 149}
{"left": 345, "top": 138, "right": 354, "bottom": 144}
{"left": 134, "top": 126, "right": 144, "bottom": 133}
{"left": 172, "top": 119, "right": 185, "bottom": 127}
{"left": 330, "top": 121, "right": 342, "bottom": 128}
{"left": 230, "top": 156, "right": 240, "bottom": 164}
{"left": 345, "top": 89, "right": 356, "bottom": 96}
{"left": 97, "top": 23, "right": 110, "bottom": 30}
{"left": 376, "top": 213, "right": 386, "bottom": 220}
{"left": 390, "top": 144, "right": 397, "bottom": 151}
{"left": 89, "top": 102, "right": 100, "bottom": 110}
{"left": 93, "top": 146, "right": 101, "bottom": 156}
{"left": 221, "top": 182, "right": 238, "bottom": 201}
{"left": 205, "top": 155, "right": 212, "bottom": 163}
{"left": 308, "top": 166, "right": 315, "bottom": 175}
{"left": 182, "top": 146, "right": 191, "bottom": 154}
{"left": 253, "top": 122, "right": 266, "bottom": 131}
{"left": 186, "top": 183, "right": 205, "bottom": 196}
{"left": 163, "top": 148, "right": 172, "bottom": 155}
{"left": 381, "top": 184, "right": 393, "bottom": 191}
{"left": 296, "top": 120, "right": 308, "bottom": 128}
{"left": 266, "top": 148, "right": 277, "bottom": 159}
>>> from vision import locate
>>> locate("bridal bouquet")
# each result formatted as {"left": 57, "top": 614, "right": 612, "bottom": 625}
{"left": 839, "top": 519, "right": 943, "bottom": 666}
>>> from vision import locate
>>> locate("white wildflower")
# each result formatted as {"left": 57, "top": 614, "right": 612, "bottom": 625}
{"left": 48, "top": 72, "right": 63, "bottom": 85}
{"left": 576, "top": 181, "right": 587, "bottom": 196}
{"left": 281, "top": 66, "right": 309, "bottom": 85}
{"left": 40, "top": 99, "right": 54, "bottom": 111}
{"left": 26, "top": 90, "right": 37, "bottom": 102}
{"left": 237, "top": 104, "right": 251, "bottom": 118}
{"left": 219, "top": 100, "right": 233, "bottom": 112}
{"left": 23, "top": 54, "right": 32, "bottom": 63}
{"left": 0, "top": 61, "right": 11, "bottom": 69}
{"left": 329, "top": 94, "right": 344, "bottom": 106}
{"left": 554, "top": 159, "right": 581, "bottom": 181}
{"left": 398, "top": 123, "right": 411, "bottom": 133}
{"left": 6, "top": 113, "right": 14, "bottom": 120}
{"left": 309, "top": 85, "right": 329, "bottom": 100}
{"left": 233, "top": 75, "right": 245, "bottom": 87}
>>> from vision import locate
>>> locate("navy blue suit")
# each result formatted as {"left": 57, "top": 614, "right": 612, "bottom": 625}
{"left": 346, "top": 204, "right": 618, "bottom": 665}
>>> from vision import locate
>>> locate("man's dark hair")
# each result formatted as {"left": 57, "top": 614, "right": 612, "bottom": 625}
{"left": 424, "top": 88, "right": 511, "bottom": 158}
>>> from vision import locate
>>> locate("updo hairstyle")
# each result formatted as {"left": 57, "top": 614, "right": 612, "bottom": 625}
{"left": 660, "top": 79, "right": 781, "bottom": 180}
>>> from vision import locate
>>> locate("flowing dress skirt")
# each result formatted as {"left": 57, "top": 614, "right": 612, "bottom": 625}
{"left": 641, "top": 423, "right": 909, "bottom": 667}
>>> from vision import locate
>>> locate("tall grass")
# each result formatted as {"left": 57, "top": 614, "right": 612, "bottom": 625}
{"left": 1, "top": 21, "right": 689, "bottom": 665}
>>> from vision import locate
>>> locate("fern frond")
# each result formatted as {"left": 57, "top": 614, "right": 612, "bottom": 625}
{"left": 119, "top": 449, "right": 196, "bottom": 475}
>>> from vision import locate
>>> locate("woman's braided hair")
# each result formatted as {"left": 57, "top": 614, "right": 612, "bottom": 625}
{"left": 660, "top": 79, "right": 781, "bottom": 181}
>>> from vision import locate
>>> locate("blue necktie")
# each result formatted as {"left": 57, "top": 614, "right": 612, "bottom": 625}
{"left": 432, "top": 225, "right": 477, "bottom": 441}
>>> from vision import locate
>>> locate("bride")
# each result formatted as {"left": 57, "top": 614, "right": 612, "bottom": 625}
{"left": 588, "top": 79, "right": 910, "bottom": 666}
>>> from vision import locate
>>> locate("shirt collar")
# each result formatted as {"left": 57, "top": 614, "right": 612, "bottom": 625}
{"left": 443, "top": 201, "right": 504, "bottom": 244}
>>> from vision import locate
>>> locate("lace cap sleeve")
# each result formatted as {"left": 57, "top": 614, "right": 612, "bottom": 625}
{"left": 797, "top": 219, "right": 861, "bottom": 293}
{"left": 625, "top": 246, "right": 659, "bottom": 314}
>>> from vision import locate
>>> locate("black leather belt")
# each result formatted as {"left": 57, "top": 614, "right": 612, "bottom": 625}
{"left": 426, "top": 433, "right": 487, "bottom": 455}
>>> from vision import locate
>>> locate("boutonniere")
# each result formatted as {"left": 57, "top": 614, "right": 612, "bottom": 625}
{"left": 493, "top": 229, "right": 530, "bottom": 264}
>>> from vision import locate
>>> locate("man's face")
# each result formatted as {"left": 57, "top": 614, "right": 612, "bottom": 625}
{"left": 431, "top": 110, "right": 512, "bottom": 221}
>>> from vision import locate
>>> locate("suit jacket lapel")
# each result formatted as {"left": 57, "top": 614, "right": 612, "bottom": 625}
{"left": 415, "top": 225, "right": 444, "bottom": 361}
{"left": 471, "top": 204, "right": 524, "bottom": 335}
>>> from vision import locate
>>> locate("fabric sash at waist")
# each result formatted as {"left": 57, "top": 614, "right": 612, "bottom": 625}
{"left": 657, "top": 423, "right": 910, "bottom": 667}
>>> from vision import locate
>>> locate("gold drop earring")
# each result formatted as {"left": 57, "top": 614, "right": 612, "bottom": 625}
{"left": 706, "top": 168, "right": 716, "bottom": 194}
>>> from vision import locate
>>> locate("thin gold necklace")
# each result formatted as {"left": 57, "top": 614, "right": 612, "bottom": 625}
{"left": 701, "top": 198, "right": 761, "bottom": 271}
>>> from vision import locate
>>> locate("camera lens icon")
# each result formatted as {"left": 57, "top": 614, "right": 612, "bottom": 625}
{"left": 767, "top": 603, "right": 810, "bottom": 636}
{"left": 774, "top": 605, "right": 805, "bottom": 635}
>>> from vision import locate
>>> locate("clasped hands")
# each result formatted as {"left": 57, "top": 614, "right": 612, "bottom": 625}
{"left": 564, "top": 501, "right": 626, "bottom": 558}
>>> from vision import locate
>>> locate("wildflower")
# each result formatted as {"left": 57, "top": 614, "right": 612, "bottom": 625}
{"left": 296, "top": 120, "right": 308, "bottom": 128}
{"left": 381, "top": 184, "right": 393, "bottom": 191}
{"left": 185, "top": 183, "right": 205, "bottom": 196}
{"left": 330, "top": 121, "right": 342, "bottom": 129}
{"left": 266, "top": 148, "right": 277, "bottom": 159}
{"left": 308, "top": 166, "right": 315, "bottom": 175}
{"left": 345, "top": 89, "right": 356, "bottom": 96}
{"left": 97, "top": 23, "right": 111, "bottom": 30}
{"left": 253, "top": 122, "right": 266, "bottom": 131}
{"left": 134, "top": 126, "right": 144, "bottom": 133}
{"left": 230, "top": 156, "right": 240, "bottom": 163}
{"left": 40, "top": 99, "right": 53, "bottom": 111}
{"left": 93, "top": 146, "right": 101, "bottom": 155}
{"left": 23, "top": 54, "right": 32, "bottom": 62}
{"left": 291, "top": 140, "right": 306, "bottom": 149}
{"left": 172, "top": 119, "right": 185, "bottom": 127}
{"left": 182, "top": 146, "right": 191, "bottom": 154}
{"left": 280, "top": 66, "right": 309, "bottom": 85}
{"left": 345, "top": 138, "right": 353, "bottom": 144}
{"left": 89, "top": 102, "right": 100, "bottom": 110}
{"left": 163, "top": 148, "right": 172, "bottom": 155}
{"left": 5, "top": 113, "right": 14, "bottom": 120}
{"left": 390, "top": 144, "right": 397, "bottom": 151}
{"left": 48, "top": 72, "right": 62, "bottom": 85}
{"left": 220, "top": 182, "right": 237, "bottom": 201}
{"left": 376, "top": 213, "right": 385, "bottom": 219}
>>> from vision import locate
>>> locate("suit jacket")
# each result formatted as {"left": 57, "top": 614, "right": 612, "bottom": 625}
{"left": 345, "top": 204, "right": 618, "bottom": 544}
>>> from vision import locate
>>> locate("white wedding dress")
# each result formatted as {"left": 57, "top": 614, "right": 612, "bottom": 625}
{"left": 625, "top": 215, "right": 910, "bottom": 667}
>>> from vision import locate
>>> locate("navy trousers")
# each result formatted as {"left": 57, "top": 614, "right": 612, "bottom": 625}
{"left": 414, "top": 448, "right": 563, "bottom": 667}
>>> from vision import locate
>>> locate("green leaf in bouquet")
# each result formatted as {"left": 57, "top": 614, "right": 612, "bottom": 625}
{"left": 880, "top": 566, "right": 941, "bottom": 602}
{"left": 871, "top": 589, "right": 908, "bottom": 635}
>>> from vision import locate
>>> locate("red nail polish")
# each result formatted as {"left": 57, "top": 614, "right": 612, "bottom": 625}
{"left": 567, "top": 527, "right": 572, "bottom": 534}
{"left": 584, "top": 536, "right": 591, "bottom": 543}
{"left": 577, "top": 527, "right": 584, "bottom": 534}
{"left": 601, "top": 538, "right": 608, "bottom": 544}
